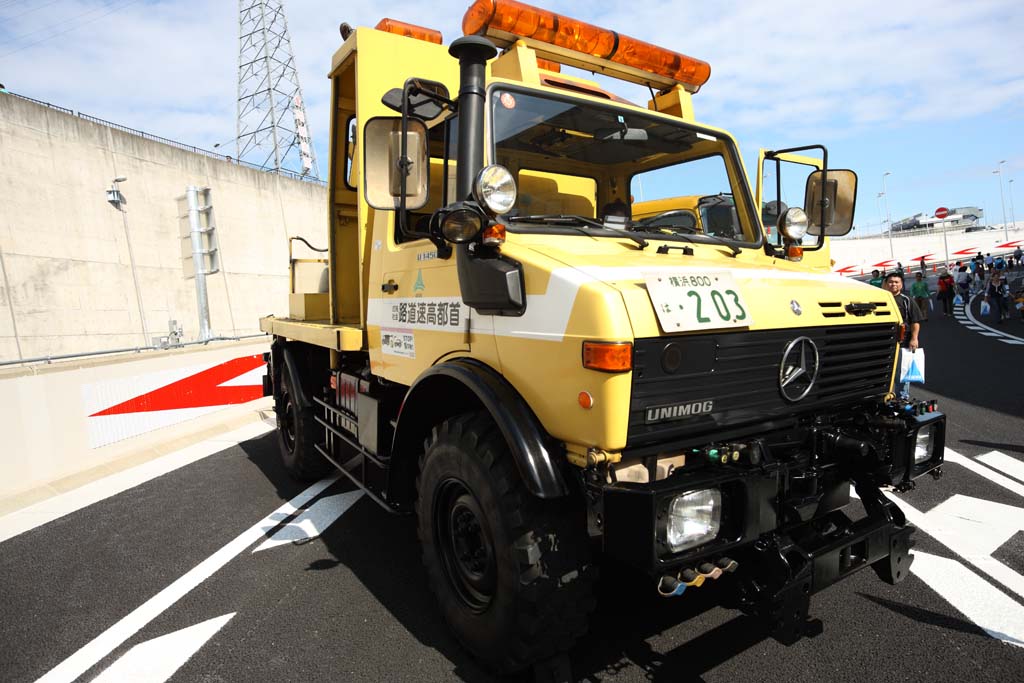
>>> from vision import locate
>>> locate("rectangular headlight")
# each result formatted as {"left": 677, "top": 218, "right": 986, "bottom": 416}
{"left": 914, "top": 425, "right": 936, "bottom": 464}
{"left": 666, "top": 489, "right": 721, "bottom": 552}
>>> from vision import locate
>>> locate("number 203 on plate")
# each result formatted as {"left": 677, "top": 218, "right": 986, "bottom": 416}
{"left": 645, "top": 271, "right": 752, "bottom": 332}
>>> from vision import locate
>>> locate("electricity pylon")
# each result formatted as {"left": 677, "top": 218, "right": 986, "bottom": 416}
{"left": 235, "top": 0, "right": 319, "bottom": 178}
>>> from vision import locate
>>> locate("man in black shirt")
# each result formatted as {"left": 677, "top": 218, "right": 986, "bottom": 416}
{"left": 884, "top": 272, "right": 922, "bottom": 348}
{"left": 884, "top": 272, "right": 922, "bottom": 398}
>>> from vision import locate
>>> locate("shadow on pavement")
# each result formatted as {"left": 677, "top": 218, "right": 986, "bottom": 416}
{"left": 958, "top": 439, "right": 1024, "bottom": 455}
{"left": 238, "top": 433, "right": 779, "bottom": 682}
{"left": 857, "top": 593, "right": 992, "bottom": 641}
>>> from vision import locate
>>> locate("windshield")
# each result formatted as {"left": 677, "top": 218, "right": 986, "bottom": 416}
{"left": 490, "top": 88, "right": 759, "bottom": 245}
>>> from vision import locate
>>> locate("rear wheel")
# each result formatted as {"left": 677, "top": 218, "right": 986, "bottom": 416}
{"left": 275, "top": 361, "right": 332, "bottom": 481}
{"left": 417, "top": 412, "right": 596, "bottom": 673}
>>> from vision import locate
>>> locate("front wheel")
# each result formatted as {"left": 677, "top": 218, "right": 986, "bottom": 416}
{"left": 417, "top": 412, "right": 596, "bottom": 673}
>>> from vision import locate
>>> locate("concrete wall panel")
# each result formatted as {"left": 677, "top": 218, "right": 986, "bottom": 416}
{"left": 0, "top": 94, "right": 327, "bottom": 360}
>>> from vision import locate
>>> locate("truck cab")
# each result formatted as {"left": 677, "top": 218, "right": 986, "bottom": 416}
{"left": 260, "top": 1, "right": 946, "bottom": 674}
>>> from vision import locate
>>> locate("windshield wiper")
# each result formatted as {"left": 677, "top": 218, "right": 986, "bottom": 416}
{"left": 689, "top": 232, "right": 741, "bottom": 257}
{"left": 507, "top": 214, "right": 648, "bottom": 250}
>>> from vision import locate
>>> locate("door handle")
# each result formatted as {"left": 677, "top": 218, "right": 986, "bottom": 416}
{"left": 381, "top": 280, "right": 399, "bottom": 294}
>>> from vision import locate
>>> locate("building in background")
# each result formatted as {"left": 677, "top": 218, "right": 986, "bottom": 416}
{"left": 892, "top": 206, "right": 984, "bottom": 233}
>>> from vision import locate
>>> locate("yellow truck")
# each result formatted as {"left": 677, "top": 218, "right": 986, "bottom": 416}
{"left": 260, "top": 1, "right": 946, "bottom": 672}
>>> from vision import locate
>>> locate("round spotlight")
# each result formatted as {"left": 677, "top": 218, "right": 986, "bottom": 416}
{"left": 780, "top": 207, "right": 809, "bottom": 241}
{"left": 441, "top": 208, "right": 483, "bottom": 243}
{"left": 474, "top": 164, "right": 517, "bottom": 215}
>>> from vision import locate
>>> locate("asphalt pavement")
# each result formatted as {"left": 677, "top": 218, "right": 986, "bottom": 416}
{"left": 2, "top": 301, "right": 1023, "bottom": 683}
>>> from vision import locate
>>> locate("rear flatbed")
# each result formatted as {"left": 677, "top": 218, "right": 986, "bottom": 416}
{"left": 259, "top": 316, "right": 364, "bottom": 351}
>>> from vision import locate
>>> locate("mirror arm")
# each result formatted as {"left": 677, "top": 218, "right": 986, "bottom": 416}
{"left": 767, "top": 144, "right": 831, "bottom": 251}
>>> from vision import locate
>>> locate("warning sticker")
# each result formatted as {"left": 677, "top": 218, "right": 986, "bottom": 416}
{"left": 381, "top": 329, "right": 416, "bottom": 358}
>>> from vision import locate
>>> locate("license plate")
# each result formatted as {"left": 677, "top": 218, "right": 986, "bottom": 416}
{"left": 645, "top": 271, "right": 752, "bottom": 332}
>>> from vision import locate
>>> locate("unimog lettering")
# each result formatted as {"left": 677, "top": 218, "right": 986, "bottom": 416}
{"left": 259, "top": 1, "right": 947, "bottom": 675}
{"left": 645, "top": 400, "right": 715, "bottom": 423}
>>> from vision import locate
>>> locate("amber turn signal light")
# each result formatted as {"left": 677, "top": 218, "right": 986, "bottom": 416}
{"left": 375, "top": 18, "right": 443, "bottom": 44}
{"left": 582, "top": 341, "right": 633, "bottom": 373}
{"left": 481, "top": 222, "right": 506, "bottom": 246}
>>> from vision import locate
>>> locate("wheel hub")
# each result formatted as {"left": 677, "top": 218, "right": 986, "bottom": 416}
{"left": 436, "top": 481, "right": 496, "bottom": 612}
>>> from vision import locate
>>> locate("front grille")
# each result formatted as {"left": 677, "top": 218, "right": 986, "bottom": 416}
{"left": 628, "top": 323, "right": 897, "bottom": 448}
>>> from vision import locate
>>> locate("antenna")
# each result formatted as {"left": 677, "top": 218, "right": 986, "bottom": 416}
{"left": 235, "top": 0, "right": 320, "bottom": 178}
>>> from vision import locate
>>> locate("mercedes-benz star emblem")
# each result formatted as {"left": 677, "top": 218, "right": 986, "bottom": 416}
{"left": 779, "top": 336, "right": 819, "bottom": 402}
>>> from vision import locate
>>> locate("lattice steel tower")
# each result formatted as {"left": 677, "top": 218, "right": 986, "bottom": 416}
{"left": 235, "top": 0, "right": 320, "bottom": 178}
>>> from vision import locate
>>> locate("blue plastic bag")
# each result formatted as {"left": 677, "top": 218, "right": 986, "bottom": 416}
{"left": 900, "top": 349, "right": 925, "bottom": 384}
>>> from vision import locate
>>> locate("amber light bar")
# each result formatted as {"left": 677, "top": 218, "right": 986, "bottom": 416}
{"left": 375, "top": 18, "right": 443, "bottom": 44}
{"left": 462, "top": 0, "right": 710, "bottom": 89}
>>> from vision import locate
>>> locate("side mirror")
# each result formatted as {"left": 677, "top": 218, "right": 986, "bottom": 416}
{"left": 805, "top": 169, "right": 857, "bottom": 236}
{"left": 363, "top": 117, "right": 429, "bottom": 211}
{"left": 381, "top": 79, "right": 451, "bottom": 121}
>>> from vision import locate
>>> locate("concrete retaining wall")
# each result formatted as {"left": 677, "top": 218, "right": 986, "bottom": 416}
{"left": 0, "top": 339, "right": 270, "bottom": 499}
{"left": 831, "top": 227, "right": 1023, "bottom": 275}
{"left": 0, "top": 94, "right": 327, "bottom": 361}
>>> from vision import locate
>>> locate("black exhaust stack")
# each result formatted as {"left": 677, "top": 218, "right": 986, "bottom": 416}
{"left": 448, "top": 36, "right": 497, "bottom": 200}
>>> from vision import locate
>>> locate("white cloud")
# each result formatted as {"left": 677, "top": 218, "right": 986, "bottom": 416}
{"left": 1, "top": 0, "right": 1021, "bottom": 170}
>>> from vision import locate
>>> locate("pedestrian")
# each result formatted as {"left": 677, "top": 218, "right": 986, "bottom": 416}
{"left": 919, "top": 255, "right": 927, "bottom": 274}
{"left": 868, "top": 269, "right": 883, "bottom": 287}
{"left": 984, "top": 272, "right": 1010, "bottom": 324}
{"left": 895, "top": 262, "right": 905, "bottom": 279}
{"left": 910, "top": 272, "right": 930, "bottom": 321}
{"left": 956, "top": 264, "right": 971, "bottom": 302}
{"left": 985, "top": 252, "right": 994, "bottom": 268}
{"left": 884, "top": 272, "right": 921, "bottom": 398}
{"left": 1015, "top": 245, "right": 1022, "bottom": 267}
{"left": 937, "top": 270, "right": 955, "bottom": 316}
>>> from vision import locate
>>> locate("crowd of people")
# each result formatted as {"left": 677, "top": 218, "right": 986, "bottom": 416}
{"left": 866, "top": 245, "right": 1024, "bottom": 326}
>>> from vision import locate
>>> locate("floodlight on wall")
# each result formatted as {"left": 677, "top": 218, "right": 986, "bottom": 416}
{"left": 107, "top": 176, "right": 127, "bottom": 207}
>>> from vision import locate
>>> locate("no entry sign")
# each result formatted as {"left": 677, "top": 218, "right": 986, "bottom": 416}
{"left": 935, "top": 207, "right": 949, "bottom": 219}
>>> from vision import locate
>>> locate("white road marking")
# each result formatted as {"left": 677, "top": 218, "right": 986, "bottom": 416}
{"left": 963, "top": 293, "right": 1024, "bottom": 342}
{"left": 910, "top": 551, "right": 1024, "bottom": 648}
{"left": 36, "top": 475, "right": 340, "bottom": 683}
{"left": 979, "top": 332, "right": 1004, "bottom": 337}
{"left": 0, "top": 421, "right": 275, "bottom": 545}
{"left": 92, "top": 613, "right": 235, "bottom": 682}
{"left": 1001, "top": 339, "right": 1024, "bottom": 345}
{"left": 977, "top": 451, "right": 1024, "bottom": 484}
{"left": 252, "top": 490, "right": 363, "bottom": 552}
{"left": 944, "top": 449, "right": 1024, "bottom": 499}
{"left": 885, "top": 491, "right": 1024, "bottom": 603}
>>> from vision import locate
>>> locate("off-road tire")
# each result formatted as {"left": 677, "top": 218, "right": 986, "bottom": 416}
{"left": 417, "top": 412, "right": 596, "bottom": 673}
{"left": 275, "top": 363, "right": 332, "bottom": 481}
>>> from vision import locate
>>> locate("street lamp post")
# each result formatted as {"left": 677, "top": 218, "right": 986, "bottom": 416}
{"left": 876, "top": 192, "right": 884, "bottom": 237}
{"left": 995, "top": 160, "right": 1008, "bottom": 241}
{"left": 1008, "top": 178, "right": 1017, "bottom": 233}
{"left": 882, "top": 171, "right": 893, "bottom": 258}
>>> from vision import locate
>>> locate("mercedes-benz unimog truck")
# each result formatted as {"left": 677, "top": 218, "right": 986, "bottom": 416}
{"left": 260, "top": 0, "right": 946, "bottom": 673}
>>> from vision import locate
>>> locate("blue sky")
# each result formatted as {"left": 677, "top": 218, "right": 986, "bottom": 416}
{"left": 2, "top": 0, "right": 1022, "bottom": 236}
